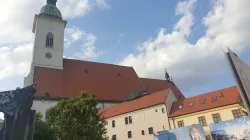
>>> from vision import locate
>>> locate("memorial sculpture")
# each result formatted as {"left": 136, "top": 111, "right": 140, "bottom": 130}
{"left": 0, "top": 84, "right": 36, "bottom": 140}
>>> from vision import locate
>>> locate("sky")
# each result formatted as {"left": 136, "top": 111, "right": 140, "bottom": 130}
{"left": 0, "top": 0, "right": 250, "bottom": 98}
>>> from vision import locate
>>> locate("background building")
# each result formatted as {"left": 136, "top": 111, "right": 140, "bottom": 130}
{"left": 99, "top": 88, "right": 178, "bottom": 140}
{"left": 169, "top": 86, "right": 244, "bottom": 139}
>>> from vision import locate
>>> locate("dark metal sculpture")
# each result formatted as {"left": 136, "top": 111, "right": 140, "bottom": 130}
{"left": 0, "top": 84, "right": 36, "bottom": 140}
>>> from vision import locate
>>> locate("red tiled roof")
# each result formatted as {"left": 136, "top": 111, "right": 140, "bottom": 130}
{"left": 99, "top": 89, "right": 169, "bottom": 118}
{"left": 169, "top": 86, "right": 239, "bottom": 117}
{"left": 34, "top": 59, "right": 181, "bottom": 101}
{"left": 140, "top": 78, "right": 185, "bottom": 99}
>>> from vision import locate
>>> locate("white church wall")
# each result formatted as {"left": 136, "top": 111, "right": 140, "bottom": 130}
{"left": 96, "top": 102, "right": 119, "bottom": 109}
{"left": 23, "top": 73, "right": 30, "bottom": 87}
{"left": 32, "top": 100, "right": 58, "bottom": 120}
{"left": 103, "top": 102, "right": 118, "bottom": 108}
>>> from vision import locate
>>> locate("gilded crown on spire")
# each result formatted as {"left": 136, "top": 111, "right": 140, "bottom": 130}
{"left": 47, "top": 0, "right": 57, "bottom": 6}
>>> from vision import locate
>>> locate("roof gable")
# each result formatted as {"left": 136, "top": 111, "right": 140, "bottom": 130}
{"left": 99, "top": 89, "right": 169, "bottom": 118}
{"left": 169, "top": 86, "right": 239, "bottom": 117}
{"left": 140, "top": 78, "right": 185, "bottom": 99}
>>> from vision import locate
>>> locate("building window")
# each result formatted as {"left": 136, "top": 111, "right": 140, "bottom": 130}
{"left": 148, "top": 127, "right": 154, "bottom": 134}
{"left": 141, "top": 130, "right": 145, "bottom": 135}
{"left": 188, "top": 102, "right": 194, "bottom": 107}
{"left": 129, "top": 116, "right": 132, "bottom": 124}
{"left": 112, "top": 120, "right": 115, "bottom": 128}
{"left": 46, "top": 32, "right": 54, "bottom": 48}
{"left": 128, "top": 131, "right": 132, "bottom": 138}
{"left": 205, "top": 135, "right": 211, "bottom": 140}
{"left": 125, "top": 116, "right": 132, "bottom": 124}
{"left": 112, "top": 135, "right": 116, "bottom": 140}
{"left": 177, "top": 120, "right": 184, "bottom": 128}
{"left": 212, "top": 113, "right": 221, "bottom": 123}
{"left": 125, "top": 117, "right": 128, "bottom": 124}
{"left": 212, "top": 96, "right": 217, "bottom": 102}
{"left": 162, "top": 108, "right": 165, "bottom": 113}
{"left": 178, "top": 104, "right": 183, "bottom": 110}
{"left": 155, "top": 109, "right": 158, "bottom": 112}
{"left": 232, "top": 109, "right": 242, "bottom": 118}
{"left": 198, "top": 116, "right": 207, "bottom": 126}
{"left": 200, "top": 99, "right": 205, "bottom": 104}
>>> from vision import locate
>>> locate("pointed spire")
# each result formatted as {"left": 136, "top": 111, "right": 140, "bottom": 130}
{"left": 165, "top": 69, "right": 170, "bottom": 81}
{"left": 47, "top": 0, "right": 57, "bottom": 6}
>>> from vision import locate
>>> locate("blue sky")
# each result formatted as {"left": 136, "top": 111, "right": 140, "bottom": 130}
{"left": 0, "top": 0, "right": 250, "bottom": 98}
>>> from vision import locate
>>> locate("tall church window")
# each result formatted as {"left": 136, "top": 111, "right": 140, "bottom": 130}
{"left": 46, "top": 32, "right": 54, "bottom": 48}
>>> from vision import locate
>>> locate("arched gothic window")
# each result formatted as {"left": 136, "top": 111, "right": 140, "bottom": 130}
{"left": 46, "top": 32, "right": 54, "bottom": 48}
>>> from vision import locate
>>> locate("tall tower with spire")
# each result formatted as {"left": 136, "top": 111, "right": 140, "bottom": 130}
{"left": 31, "top": 0, "right": 67, "bottom": 70}
{"left": 24, "top": 0, "right": 67, "bottom": 86}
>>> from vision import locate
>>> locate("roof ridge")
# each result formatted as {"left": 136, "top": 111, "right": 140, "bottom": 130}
{"left": 182, "top": 85, "right": 237, "bottom": 100}
{"left": 139, "top": 77, "right": 166, "bottom": 81}
{"left": 100, "top": 88, "right": 169, "bottom": 111}
{"left": 63, "top": 58, "right": 133, "bottom": 68}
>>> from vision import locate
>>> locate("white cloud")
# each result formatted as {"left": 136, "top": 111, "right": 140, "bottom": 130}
{"left": 0, "top": 43, "right": 33, "bottom": 81}
{"left": 96, "top": 0, "right": 111, "bottom": 9}
{"left": 65, "top": 27, "right": 84, "bottom": 48}
{"left": 0, "top": 0, "right": 110, "bottom": 45}
{"left": 120, "top": 0, "right": 250, "bottom": 91}
{"left": 57, "top": 0, "right": 91, "bottom": 18}
{"left": 65, "top": 27, "right": 102, "bottom": 59}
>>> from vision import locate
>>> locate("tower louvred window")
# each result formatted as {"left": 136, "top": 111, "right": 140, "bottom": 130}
{"left": 46, "top": 32, "right": 54, "bottom": 48}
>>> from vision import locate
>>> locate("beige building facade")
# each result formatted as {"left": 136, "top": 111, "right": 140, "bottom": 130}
{"left": 169, "top": 104, "right": 243, "bottom": 139}
{"left": 169, "top": 86, "right": 244, "bottom": 140}
{"left": 100, "top": 89, "right": 178, "bottom": 140}
{"left": 106, "top": 104, "right": 169, "bottom": 140}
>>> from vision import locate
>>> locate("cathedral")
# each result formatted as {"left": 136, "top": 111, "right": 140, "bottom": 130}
{"left": 24, "top": 0, "right": 184, "bottom": 118}
{"left": 22, "top": 1, "right": 244, "bottom": 139}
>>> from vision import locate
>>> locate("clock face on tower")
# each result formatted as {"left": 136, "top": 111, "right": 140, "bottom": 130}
{"left": 45, "top": 52, "right": 52, "bottom": 59}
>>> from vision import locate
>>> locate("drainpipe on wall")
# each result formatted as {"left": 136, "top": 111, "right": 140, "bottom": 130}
{"left": 168, "top": 118, "right": 172, "bottom": 129}
{"left": 173, "top": 119, "right": 176, "bottom": 129}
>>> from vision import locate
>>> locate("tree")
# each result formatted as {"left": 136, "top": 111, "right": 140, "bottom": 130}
{"left": 33, "top": 112, "right": 56, "bottom": 140}
{"left": 238, "top": 95, "right": 249, "bottom": 116}
{"left": 46, "top": 91, "right": 108, "bottom": 140}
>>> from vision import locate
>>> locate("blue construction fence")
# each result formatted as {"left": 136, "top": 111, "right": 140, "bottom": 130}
{"left": 154, "top": 117, "right": 250, "bottom": 140}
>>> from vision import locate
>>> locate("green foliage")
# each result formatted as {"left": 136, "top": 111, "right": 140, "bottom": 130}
{"left": 33, "top": 112, "right": 56, "bottom": 140}
{"left": 46, "top": 91, "right": 109, "bottom": 140}
{"left": 238, "top": 95, "right": 249, "bottom": 116}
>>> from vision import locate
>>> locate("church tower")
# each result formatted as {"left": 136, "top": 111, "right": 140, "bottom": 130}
{"left": 32, "top": 0, "right": 67, "bottom": 70}
{"left": 24, "top": 0, "right": 67, "bottom": 87}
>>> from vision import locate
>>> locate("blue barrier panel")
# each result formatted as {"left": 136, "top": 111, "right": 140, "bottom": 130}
{"left": 154, "top": 124, "right": 206, "bottom": 140}
{"left": 209, "top": 117, "right": 250, "bottom": 140}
